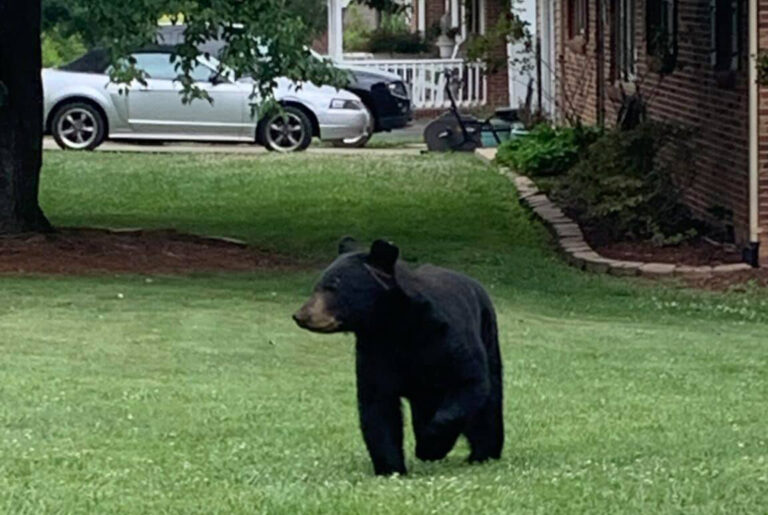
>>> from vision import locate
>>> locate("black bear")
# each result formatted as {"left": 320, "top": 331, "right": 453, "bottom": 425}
{"left": 293, "top": 238, "right": 503, "bottom": 475}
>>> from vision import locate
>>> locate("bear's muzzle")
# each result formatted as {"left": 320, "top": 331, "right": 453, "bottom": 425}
{"left": 292, "top": 292, "right": 341, "bottom": 333}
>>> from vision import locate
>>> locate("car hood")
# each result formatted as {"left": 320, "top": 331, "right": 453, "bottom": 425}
{"left": 335, "top": 64, "right": 403, "bottom": 85}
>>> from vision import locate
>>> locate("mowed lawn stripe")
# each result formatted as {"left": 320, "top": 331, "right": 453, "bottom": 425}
{"left": 0, "top": 152, "right": 765, "bottom": 513}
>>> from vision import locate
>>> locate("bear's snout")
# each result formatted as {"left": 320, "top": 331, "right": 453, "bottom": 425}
{"left": 292, "top": 292, "right": 341, "bottom": 333}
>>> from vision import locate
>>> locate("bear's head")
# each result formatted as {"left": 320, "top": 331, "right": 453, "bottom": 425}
{"left": 292, "top": 238, "right": 401, "bottom": 334}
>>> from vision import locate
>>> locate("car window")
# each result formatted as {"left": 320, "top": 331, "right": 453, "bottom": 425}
{"left": 130, "top": 53, "right": 214, "bottom": 82}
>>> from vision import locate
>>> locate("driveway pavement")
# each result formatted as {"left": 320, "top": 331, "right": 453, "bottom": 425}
{"left": 42, "top": 119, "right": 429, "bottom": 156}
{"left": 43, "top": 137, "right": 425, "bottom": 156}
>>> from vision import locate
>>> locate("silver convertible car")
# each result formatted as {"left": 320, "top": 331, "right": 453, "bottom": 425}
{"left": 43, "top": 48, "right": 370, "bottom": 152}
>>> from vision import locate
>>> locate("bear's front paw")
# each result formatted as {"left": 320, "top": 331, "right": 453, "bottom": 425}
{"left": 373, "top": 463, "right": 407, "bottom": 476}
{"left": 416, "top": 440, "right": 449, "bottom": 462}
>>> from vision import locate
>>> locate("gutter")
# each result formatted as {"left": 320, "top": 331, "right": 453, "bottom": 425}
{"left": 747, "top": 0, "right": 760, "bottom": 266}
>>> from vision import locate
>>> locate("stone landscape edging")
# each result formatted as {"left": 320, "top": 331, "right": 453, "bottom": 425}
{"left": 476, "top": 145, "right": 753, "bottom": 278}
{"left": 497, "top": 164, "right": 754, "bottom": 279}
{"left": 460, "top": 141, "right": 752, "bottom": 279}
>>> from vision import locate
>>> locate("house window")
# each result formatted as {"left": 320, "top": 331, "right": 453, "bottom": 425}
{"left": 646, "top": 0, "right": 677, "bottom": 71}
{"left": 711, "top": 0, "right": 741, "bottom": 71}
{"left": 567, "top": 0, "right": 587, "bottom": 39}
{"left": 464, "top": 0, "right": 485, "bottom": 36}
{"left": 615, "top": 0, "right": 636, "bottom": 81}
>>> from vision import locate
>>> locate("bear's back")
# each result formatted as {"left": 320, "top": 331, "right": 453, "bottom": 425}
{"left": 409, "top": 264, "right": 494, "bottom": 323}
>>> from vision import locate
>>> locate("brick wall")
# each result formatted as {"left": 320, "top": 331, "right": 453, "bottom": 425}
{"left": 485, "top": 0, "right": 511, "bottom": 106}
{"left": 551, "top": 0, "right": 751, "bottom": 252}
{"left": 551, "top": 0, "right": 599, "bottom": 124}
{"left": 425, "top": 0, "right": 445, "bottom": 33}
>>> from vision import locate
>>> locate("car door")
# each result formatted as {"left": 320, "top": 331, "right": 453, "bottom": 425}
{"left": 126, "top": 52, "right": 250, "bottom": 140}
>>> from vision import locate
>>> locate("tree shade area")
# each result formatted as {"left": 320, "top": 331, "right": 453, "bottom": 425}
{"left": 0, "top": 0, "right": 402, "bottom": 235}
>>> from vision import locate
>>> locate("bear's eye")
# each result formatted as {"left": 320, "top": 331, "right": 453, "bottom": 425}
{"left": 323, "top": 276, "right": 341, "bottom": 292}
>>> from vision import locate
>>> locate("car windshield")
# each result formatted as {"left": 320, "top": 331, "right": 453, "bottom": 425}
{"left": 130, "top": 53, "right": 213, "bottom": 81}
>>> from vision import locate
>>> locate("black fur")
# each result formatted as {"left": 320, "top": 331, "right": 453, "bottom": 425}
{"left": 295, "top": 239, "right": 503, "bottom": 475}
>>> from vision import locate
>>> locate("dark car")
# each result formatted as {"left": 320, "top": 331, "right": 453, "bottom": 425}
{"left": 158, "top": 25, "right": 412, "bottom": 147}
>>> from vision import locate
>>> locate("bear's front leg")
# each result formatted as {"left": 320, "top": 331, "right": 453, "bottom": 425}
{"left": 358, "top": 395, "right": 406, "bottom": 475}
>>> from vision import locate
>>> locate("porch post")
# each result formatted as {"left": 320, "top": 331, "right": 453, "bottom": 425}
{"left": 418, "top": 0, "right": 426, "bottom": 33}
{"left": 328, "top": 0, "right": 343, "bottom": 61}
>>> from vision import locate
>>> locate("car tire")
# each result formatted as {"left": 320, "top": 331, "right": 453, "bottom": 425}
{"left": 330, "top": 106, "right": 374, "bottom": 148}
{"left": 51, "top": 102, "right": 106, "bottom": 151}
{"left": 259, "top": 106, "right": 313, "bottom": 153}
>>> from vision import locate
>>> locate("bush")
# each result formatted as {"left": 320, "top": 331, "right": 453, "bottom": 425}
{"left": 42, "top": 28, "right": 86, "bottom": 68}
{"left": 366, "top": 29, "right": 429, "bottom": 54}
{"left": 496, "top": 124, "right": 601, "bottom": 177}
{"left": 366, "top": 11, "right": 429, "bottom": 54}
{"left": 343, "top": 4, "right": 373, "bottom": 52}
{"left": 553, "top": 121, "right": 697, "bottom": 245}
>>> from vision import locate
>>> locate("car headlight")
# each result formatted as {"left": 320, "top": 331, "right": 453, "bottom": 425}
{"left": 387, "top": 81, "right": 409, "bottom": 99}
{"left": 329, "top": 98, "right": 363, "bottom": 110}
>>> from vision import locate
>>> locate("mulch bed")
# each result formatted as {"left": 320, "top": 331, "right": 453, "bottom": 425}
{"left": 574, "top": 218, "right": 762, "bottom": 291}
{"left": 0, "top": 228, "right": 302, "bottom": 275}
{"left": 583, "top": 231, "right": 767, "bottom": 291}
{"left": 594, "top": 239, "right": 743, "bottom": 267}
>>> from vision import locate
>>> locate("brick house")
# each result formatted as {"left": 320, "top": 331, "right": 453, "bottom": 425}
{"left": 323, "top": 0, "right": 530, "bottom": 111}
{"left": 537, "top": 0, "right": 768, "bottom": 265}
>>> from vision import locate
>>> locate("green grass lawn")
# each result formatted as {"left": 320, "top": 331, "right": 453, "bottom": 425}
{"left": 1, "top": 151, "right": 767, "bottom": 513}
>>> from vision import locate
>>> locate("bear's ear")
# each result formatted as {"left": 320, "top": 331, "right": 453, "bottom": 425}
{"left": 367, "top": 239, "right": 399, "bottom": 274}
{"left": 338, "top": 236, "right": 359, "bottom": 255}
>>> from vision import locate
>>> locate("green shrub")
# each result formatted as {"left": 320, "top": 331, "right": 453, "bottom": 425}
{"left": 343, "top": 4, "right": 373, "bottom": 52}
{"left": 496, "top": 124, "right": 601, "bottom": 177}
{"left": 367, "top": 29, "right": 429, "bottom": 54}
{"left": 553, "top": 121, "right": 697, "bottom": 245}
{"left": 42, "top": 28, "right": 86, "bottom": 68}
{"left": 365, "top": 11, "right": 429, "bottom": 54}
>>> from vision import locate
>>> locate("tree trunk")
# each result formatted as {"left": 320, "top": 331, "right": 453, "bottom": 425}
{"left": 0, "top": 0, "right": 52, "bottom": 234}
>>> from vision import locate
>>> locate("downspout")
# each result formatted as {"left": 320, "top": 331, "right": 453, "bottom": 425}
{"left": 595, "top": 0, "right": 605, "bottom": 126}
{"left": 747, "top": 0, "right": 760, "bottom": 266}
{"left": 559, "top": 0, "right": 566, "bottom": 124}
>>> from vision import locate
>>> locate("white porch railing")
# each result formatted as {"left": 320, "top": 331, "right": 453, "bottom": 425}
{"left": 340, "top": 59, "right": 487, "bottom": 109}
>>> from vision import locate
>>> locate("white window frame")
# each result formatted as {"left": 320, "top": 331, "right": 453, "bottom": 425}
{"left": 710, "top": 0, "right": 740, "bottom": 71}
{"left": 461, "top": 0, "right": 486, "bottom": 39}
{"left": 616, "top": 0, "right": 636, "bottom": 81}
{"left": 567, "top": 0, "right": 588, "bottom": 39}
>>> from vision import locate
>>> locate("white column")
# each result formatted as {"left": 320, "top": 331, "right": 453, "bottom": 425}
{"left": 328, "top": 0, "right": 343, "bottom": 61}
{"left": 479, "top": 0, "right": 486, "bottom": 34}
{"left": 418, "top": 0, "right": 426, "bottom": 33}
{"left": 451, "top": 0, "right": 460, "bottom": 28}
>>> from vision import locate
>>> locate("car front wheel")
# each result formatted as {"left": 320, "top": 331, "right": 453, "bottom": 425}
{"left": 51, "top": 102, "right": 106, "bottom": 151}
{"left": 330, "top": 106, "right": 374, "bottom": 148}
{"left": 259, "top": 106, "right": 313, "bottom": 153}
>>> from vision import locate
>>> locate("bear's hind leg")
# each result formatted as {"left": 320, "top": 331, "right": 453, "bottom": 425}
{"left": 411, "top": 397, "right": 462, "bottom": 462}
{"left": 464, "top": 392, "right": 503, "bottom": 463}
